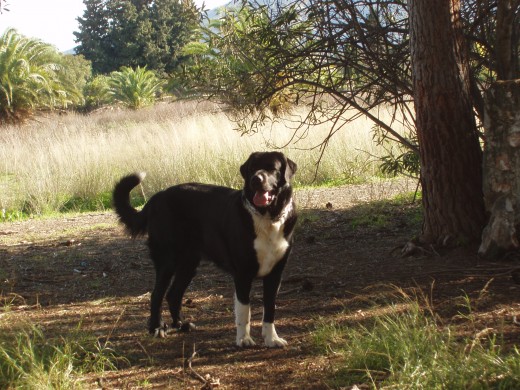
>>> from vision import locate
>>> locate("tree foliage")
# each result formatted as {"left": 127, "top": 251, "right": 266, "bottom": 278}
{"left": 74, "top": 0, "right": 201, "bottom": 75}
{"left": 0, "top": 0, "right": 8, "bottom": 14}
{"left": 59, "top": 54, "right": 92, "bottom": 100}
{"left": 182, "top": 1, "right": 417, "bottom": 169}
{"left": 181, "top": 0, "right": 518, "bottom": 175}
{"left": 0, "top": 29, "right": 83, "bottom": 123}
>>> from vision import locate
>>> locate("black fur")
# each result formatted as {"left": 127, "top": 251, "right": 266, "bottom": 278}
{"left": 113, "top": 152, "right": 297, "bottom": 346}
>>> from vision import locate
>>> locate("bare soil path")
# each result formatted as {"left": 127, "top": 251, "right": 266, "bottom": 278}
{"left": 1, "top": 179, "right": 519, "bottom": 389}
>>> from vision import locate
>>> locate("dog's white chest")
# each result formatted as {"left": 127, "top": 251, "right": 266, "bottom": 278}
{"left": 251, "top": 213, "right": 290, "bottom": 277}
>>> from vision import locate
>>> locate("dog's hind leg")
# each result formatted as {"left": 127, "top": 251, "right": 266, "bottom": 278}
{"left": 148, "top": 240, "right": 177, "bottom": 338}
{"left": 234, "top": 277, "right": 256, "bottom": 347}
{"left": 165, "top": 258, "right": 199, "bottom": 332}
{"left": 149, "top": 264, "right": 175, "bottom": 338}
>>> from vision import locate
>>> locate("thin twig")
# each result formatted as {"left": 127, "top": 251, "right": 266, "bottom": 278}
{"left": 136, "top": 341, "right": 153, "bottom": 364}
{"left": 187, "top": 345, "right": 206, "bottom": 384}
{"left": 185, "top": 344, "right": 220, "bottom": 389}
{"left": 104, "top": 307, "right": 126, "bottom": 346}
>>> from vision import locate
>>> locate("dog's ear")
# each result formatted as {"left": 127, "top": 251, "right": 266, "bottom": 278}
{"left": 240, "top": 160, "right": 248, "bottom": 179}
{"left": 240, "top": 153, "right": 256, "bottom": 179}
{"left": 284, "top": 157, "right": 297, "bottom": 182}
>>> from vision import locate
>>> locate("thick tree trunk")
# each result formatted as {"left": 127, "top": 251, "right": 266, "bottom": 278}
{"left": 479, "top": 80, "right": 520, "bottom": 259}
{"left": 495, "top": 0, "right": 518, "bottom": 81}
{"left": 409, "top": 0, "right": 486, "bottom": 245}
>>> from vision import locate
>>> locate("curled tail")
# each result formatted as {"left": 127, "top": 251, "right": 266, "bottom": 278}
{"left": 113, "top": 172, "right": 147, "bottom": 237}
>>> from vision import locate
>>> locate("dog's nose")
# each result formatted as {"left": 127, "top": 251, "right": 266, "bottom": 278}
{"left": 251, "top": 174, "right": 264, "bottom": 186}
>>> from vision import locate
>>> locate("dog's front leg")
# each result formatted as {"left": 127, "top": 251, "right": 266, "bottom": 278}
{"left": 234, "top": 278, "right": 256, "bottom": 347}
{"left": 262, "top": 259, "right": 288, "bottom": 348}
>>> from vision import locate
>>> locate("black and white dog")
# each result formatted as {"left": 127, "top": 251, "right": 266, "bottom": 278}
{"left": 113, "top": 152, "right": 297, "bottom": 348}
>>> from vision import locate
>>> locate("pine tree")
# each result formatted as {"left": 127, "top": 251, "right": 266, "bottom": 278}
{"left": 75, "top": 0, "right": 199, "bottom": 74}
{"left": 74, "top": 0, "right": 111, "bottom": 73}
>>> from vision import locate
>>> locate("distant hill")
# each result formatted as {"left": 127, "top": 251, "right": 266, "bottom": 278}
{"left": 204, "top": 1, "right": 232, "bottom": 20}
{"left": 203, "top": 0, "right": 277, "bottom": 20}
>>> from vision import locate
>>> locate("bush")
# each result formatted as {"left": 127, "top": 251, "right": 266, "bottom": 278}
{"left": 108, "top": 66, "right": 164, "bottom": 109}
{"left": 84, "top": 74, "right": 112, "bottom": 110}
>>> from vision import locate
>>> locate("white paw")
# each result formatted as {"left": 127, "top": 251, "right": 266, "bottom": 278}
{"left": 264, "top": 334, "right": 288, "bottom": 348}
{"left": 236, "top": 335, "right": 256, "bottom": 347}
{"left": 153, "top": 327, "right": 168, "bottom": 338}
{"left": 262, "top": 322, "right": 288, "bottom": 348}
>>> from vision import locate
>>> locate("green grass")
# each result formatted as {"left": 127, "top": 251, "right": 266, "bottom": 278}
{"left": 0, "top": 323, "right": 122, "bottom": 389}
{"left": 348, "top": 191, "right": 422, "bottom": 230}
{"left": 0, "top": 101, "right": 409, "bottom": 219}
{"left": 59, "top": 190, "right": 136, "bottom": 214}
{"left": 313, "top": 291, "right": 520, "bottom": 389}
{"left": 350, "top": 213, "right": 389, "bottom": 229}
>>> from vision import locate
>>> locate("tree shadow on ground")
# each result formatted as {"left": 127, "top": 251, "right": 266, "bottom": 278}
{"left": 1, "top": 199, "right": 519, "bottom": 388}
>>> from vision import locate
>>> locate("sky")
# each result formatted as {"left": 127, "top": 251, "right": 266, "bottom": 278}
{"left": 0, "top": 0, "right": 229, "bottom": 52}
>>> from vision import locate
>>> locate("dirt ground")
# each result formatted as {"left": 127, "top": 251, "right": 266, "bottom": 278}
{"left": 1, "top": 179, "right": 520, "bottom": 389}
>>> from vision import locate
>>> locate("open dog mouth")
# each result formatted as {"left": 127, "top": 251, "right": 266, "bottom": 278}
{"left": 253, "top": 190, "right": 275, "bottom": 207}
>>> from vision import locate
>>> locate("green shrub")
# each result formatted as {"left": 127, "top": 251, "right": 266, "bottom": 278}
{"left": 84, "top": 74, "right": 111, "bottom": 110}
{"left": 108, "top": 66, "right": 163, "bottom": 109}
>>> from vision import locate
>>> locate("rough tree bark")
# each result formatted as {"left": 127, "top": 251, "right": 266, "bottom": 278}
{"left": 478, "top": 0, "right": 519, "bottom": 259}
{"left": 409, "top": 0, "right": 486, "bottom": 245}
{"left": 495, "top": 0, "right": 519, "bottom": 81}
{"left": 478, "top": 81, "right": 520, "bottom": 258}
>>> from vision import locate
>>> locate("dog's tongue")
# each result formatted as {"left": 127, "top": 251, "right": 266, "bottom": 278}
{"left": 253, "top": 191, "right": 271, "bottom": 207}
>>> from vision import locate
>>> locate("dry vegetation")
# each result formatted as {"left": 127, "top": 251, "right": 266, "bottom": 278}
{"left": 0, "top": 101, "right": 405, "bottom": 217}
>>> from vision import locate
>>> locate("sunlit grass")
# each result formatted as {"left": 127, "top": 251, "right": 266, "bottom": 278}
{"left": 313, "top": 290, "right": 520, "bottom": 389}
{"left": 0, "top": 322, "right": 122, "bottom": 389}
{"left": 0, "top": 100, "right": 407, "bottom": 218}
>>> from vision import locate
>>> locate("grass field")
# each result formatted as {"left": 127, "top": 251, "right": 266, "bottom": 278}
{"left": 0, "top": 101, "right": 406, "bottom": 219}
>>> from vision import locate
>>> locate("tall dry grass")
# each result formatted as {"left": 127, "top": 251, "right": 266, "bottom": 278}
{"left": 0, "top": 101, "right": 407, "bottom": 217}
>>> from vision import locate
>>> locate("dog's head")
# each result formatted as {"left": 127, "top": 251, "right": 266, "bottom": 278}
{"left": 240, "top": 152, "right": 297, "bottom": 211}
